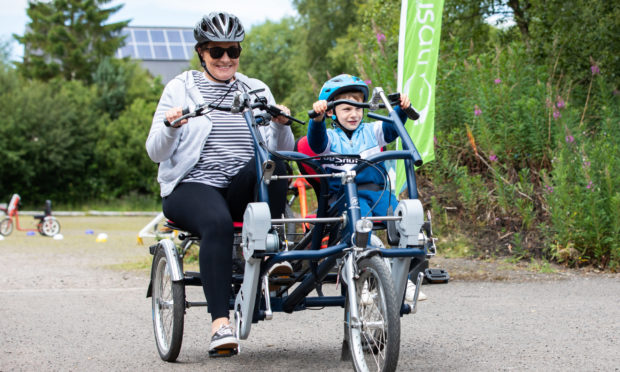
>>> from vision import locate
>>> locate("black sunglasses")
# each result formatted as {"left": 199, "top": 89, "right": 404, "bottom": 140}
{"left": 203, "top": 46, "right": 242, "bottom": 59}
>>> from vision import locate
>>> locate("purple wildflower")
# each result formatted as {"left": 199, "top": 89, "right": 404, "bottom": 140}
{"left": 556, "top": 97, "right": 565, "bottom": 109}
{"left": 474, "top": 105, "right": 482, "bottom": 116}
{"left": 364, "top": 80, "right": 372, "bottom": 85}
{"left": 591, "top": 64, "right": 600, "bottom": 75}
{"left": 583, "top": 161, "right": 591, "bottom": 168}
{"left": 586, "top": 181, "right": 594, "bottom": 189}
{"left": 494, "top": 78, "right": 502, "bottom": 84}
{"left": 545, "top": 185, "right": 554, "bottom": 193}
{"left": 565, "top": 135, "right": 574, "bottom": 143}
{"left": 376, "top": 32, "right": 386, "bottom": 43}
{"left": 489, "top": 153, "right": 498, "bottom": 162}
{"left": 433, "top": 136, "right": 438, "bottom": 145}
{"left": 553, "top": 108, "right": 561, "bottom": 120}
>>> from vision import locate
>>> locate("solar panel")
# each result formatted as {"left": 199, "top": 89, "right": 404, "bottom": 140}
{"left": 170, "top": 45, "right": 187, "bottom": 59}
{"left": 118, "top": 27, "right": 195, "bottom": 61}
{"left": 166, "top": 30, "right": 182, "bottom": 43}
{"left": 182, "top": 30, "right": 194, "bottom": 43}
{"left": 134, "top": 30, "right": 149, "bottom": 43}
{"left": 137, "top": 44, "right": 153, "bottom": 59}
{"left": 150, "top": 30, "right": 165, "bottom": 43}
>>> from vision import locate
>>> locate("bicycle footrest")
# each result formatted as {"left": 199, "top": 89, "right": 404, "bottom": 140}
{"left": 209, "top": 347, "right": 238, "bottom": 358}
{"left": 424, "top": 268, "right": 450, "bottom": 284}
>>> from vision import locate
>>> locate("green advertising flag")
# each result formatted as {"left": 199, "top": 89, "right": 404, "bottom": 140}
{"left": 394, "top": 0, "right": 444, "bottom": 195}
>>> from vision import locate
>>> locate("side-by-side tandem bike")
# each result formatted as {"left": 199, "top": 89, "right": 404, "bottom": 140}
{"left": 147, "top": 86, "right": 437, "bottom": 372}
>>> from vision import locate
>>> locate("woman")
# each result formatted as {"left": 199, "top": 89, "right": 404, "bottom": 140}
{"left": 146, "top": 11, "right": 294, "bottom": 354}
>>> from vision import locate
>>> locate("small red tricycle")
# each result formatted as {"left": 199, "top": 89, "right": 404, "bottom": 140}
{"left": 0, "top": 194, "right": 61, "bottom": 237}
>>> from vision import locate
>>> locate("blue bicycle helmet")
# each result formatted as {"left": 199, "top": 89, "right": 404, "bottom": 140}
{"left": 319, "top": 74, "right": 369, "bottom": 102}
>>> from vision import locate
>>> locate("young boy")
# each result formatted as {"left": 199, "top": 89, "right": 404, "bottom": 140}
{"left": 307, "top": 74, "right": 409, "bottom": 218}
{"left": 307, "top": 74, "right": 426, "bottom": 302}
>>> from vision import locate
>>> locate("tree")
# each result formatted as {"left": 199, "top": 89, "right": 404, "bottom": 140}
{"left": 0, "top": 36, "right": 13, "bottom": 67}
{"left": 0, "top": 77, "right": 105, "bottom": 203}
{"left": 293, "top": 0, "right": 360, "bottom": 81}
{"left": 94, "top": 98, "right": 159, "bottom": 198}
{"left": 93, "top": 57, "right": 163, "bottom": 119}
{"left": 14, "top": 0, "right": 129, "bottom": 82}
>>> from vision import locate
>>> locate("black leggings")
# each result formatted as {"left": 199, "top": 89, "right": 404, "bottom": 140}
{"left": 162, "top": 157, "right": 287, "bottom": 321}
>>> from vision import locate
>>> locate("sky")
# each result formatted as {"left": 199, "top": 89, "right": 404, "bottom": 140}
{"left": 0, "top": 0, "right": 298, "bottom": 61}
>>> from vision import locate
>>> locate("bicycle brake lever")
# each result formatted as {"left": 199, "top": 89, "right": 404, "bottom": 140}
{"left": 266, "top": 105, "right": 305, "bottom": 125}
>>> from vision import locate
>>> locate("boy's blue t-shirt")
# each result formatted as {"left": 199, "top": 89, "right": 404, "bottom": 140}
{"left": 306, "top": 106, "right": 407, "bottom": 198}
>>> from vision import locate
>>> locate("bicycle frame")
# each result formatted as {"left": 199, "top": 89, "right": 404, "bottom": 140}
{"left": 4, "top": 194, "right": 37, "bottom": 232}
{"left": 257, "top": 87, "right": 432, "bottom": 314}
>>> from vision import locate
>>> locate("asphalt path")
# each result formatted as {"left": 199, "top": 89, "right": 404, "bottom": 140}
{"left": 0, "top": 217, "right": 618, "bottom": 371}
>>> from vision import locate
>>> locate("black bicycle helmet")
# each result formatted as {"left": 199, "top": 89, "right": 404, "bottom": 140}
{"left": 194, "top": 11, "right": 245, "bottom": 46}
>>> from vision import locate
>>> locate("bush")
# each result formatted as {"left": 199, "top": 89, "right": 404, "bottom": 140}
{"left": 544, "top": 71, "right": 620, "bottom": 269}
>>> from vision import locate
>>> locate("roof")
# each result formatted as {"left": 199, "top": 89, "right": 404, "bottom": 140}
{"left": 116, "top": 26, "right": 195, "bottom": 61}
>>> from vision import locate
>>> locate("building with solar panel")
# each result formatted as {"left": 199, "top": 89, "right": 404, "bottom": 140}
{"left": 116, "top": 26, "right": 196, "bottom": 83}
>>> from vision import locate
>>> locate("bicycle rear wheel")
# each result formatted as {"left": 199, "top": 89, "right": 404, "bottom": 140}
{"left": 38, "top": 217, "right": 60, "bottom": 236}
{"left": 345, "top": 255, "right": 400, "bottom": 372}
{"left": 152, "top": 245, "right": 185, "bottom": 362}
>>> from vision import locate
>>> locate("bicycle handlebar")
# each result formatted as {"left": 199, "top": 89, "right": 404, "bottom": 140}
{"left": 164, "top": 95, "right": 305, "bottom": 127}
{"left": 307, "top": 93, "right": 419, "bottom": 121}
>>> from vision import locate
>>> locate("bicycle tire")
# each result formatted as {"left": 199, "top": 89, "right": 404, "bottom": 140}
{"left": 152, "top": 245, "right": 185, "bottom": 362}
{"left": 345, "top": 255, "right": 400, "bottom": 372}
{"left": 38, "top": 217, "right": 60, "bottom": 236}
{"left": 0, "top": 217, "right": 13, "bottom": 236}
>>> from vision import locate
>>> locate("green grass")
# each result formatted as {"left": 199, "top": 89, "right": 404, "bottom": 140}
{"left": 436, "top": 233, "right": 473, "bottom": 258}
{"left": 527, "top": 258, "right": 557, "bottom": 274}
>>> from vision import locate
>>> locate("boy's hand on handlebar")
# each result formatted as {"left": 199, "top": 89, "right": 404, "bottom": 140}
{"left": 311, "top": 100, "right": 328, "bottom": 121}
{"left": 165, "top": 107, "right": 188, "bottom": 128}
{"left": 272, "top": 104, "right": 292, "bottom": 125}
{"left": 399, "top": 94, "right": 411, "bottom": 110}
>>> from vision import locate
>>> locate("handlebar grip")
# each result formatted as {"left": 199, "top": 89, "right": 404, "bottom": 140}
{"left": 308, "top": 102, "right": 334, "bottom": 119}
{"left": 163, "top": 107, "right": 191, "bottom": 127}
{"left": 403, "top": 106, "right": 420, "bottom": 121}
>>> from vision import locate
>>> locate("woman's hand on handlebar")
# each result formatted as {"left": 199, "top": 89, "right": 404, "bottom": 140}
{"left": 311, "top": 100, "right": 328, "bottom": 121}
{"left": 165, "top": 107, "right": 188, "bottom": 128}
{"left": 271, "top": 104, "right": 293, "bottom": 125}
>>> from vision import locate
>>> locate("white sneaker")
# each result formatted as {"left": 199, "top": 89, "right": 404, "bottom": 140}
{"left": 360, "top": 281, "right": 374, "bottom": 305}
{"left": 405, "top": 279, "right": 427, "bottom": 302}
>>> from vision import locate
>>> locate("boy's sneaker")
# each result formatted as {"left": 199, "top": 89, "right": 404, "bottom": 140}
{"left": 405, "top": 279, "right": 427, "bottom": 302}
{"left": 209, "top": 324, "right": 238, "bottom": 352}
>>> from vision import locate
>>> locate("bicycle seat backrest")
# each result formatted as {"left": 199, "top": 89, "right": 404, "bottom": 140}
{"left": 294, "top": 136, "right": 322, "bottom": 198}
{"left": 44, "top": 200, "right": 52, "bottom": 216}
{"left": 7, "top": 194, "right": 20, "bottom": 217}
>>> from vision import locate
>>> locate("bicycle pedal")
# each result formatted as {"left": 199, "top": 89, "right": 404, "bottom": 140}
{"left": 208, "top": 347, "right": 238, "bottom": 358}
{"left": 423, "top": 268, "right": 450, "bottom": 284}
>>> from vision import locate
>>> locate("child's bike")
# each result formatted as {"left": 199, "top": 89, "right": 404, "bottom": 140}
{"left": 0, "top": 194, "right": 61, "bottom": 237}
{"left": 147, "top": 87, "right": 436, "bottom": 372}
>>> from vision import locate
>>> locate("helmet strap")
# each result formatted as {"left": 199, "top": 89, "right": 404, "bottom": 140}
{"left": 199, "top": 58, "right": 233, "bottom": 84}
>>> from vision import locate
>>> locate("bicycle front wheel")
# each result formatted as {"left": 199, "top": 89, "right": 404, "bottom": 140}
{"left": 0, "top": 217, "right": 13, "bottom": 236}
{"left": 345, "top": 255, "right": 400, "bottom": 372}
{"left": 152, "top": 245, "right": 185, "bottom": 362}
